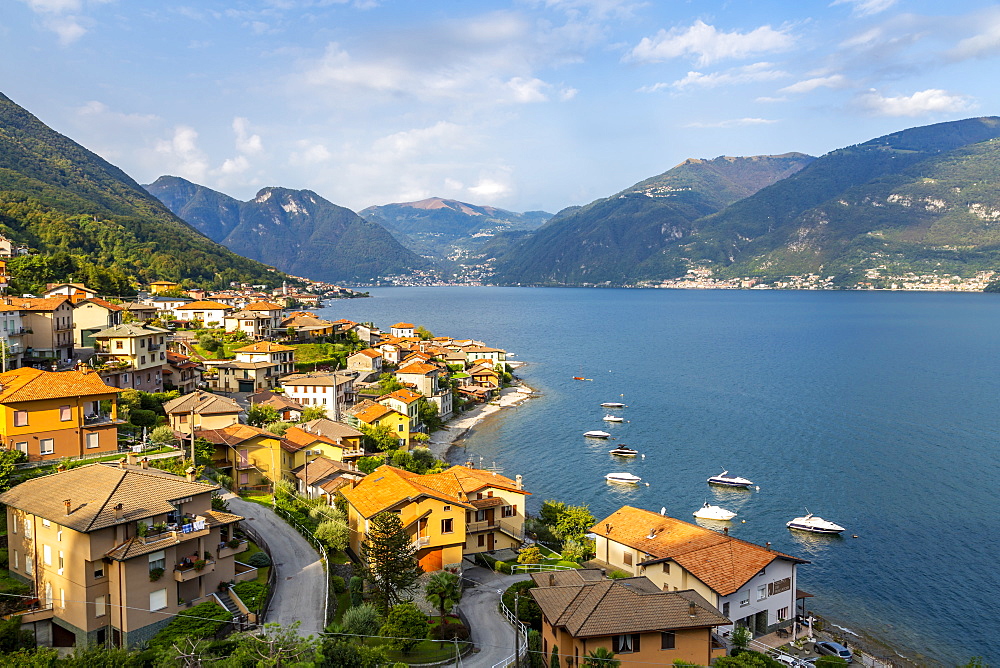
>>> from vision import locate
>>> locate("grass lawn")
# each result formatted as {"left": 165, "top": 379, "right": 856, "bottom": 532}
{"left": 332, "top": 590, "right": 351, "bottom": 624}
{"left": 239, "top": 541, "right": 270, "bottom": 584}
{"left": 330, "top": 550, "right": 350, "bottom": 565}
{"left": 289, "top": 342, "right": 353, "bottom": 363}
{"left": 368, "top": 638, "right": 471, "bottom": 664}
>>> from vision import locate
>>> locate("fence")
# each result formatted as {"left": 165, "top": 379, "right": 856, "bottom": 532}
{"left": 239, "top": 522, "right": 278, "bottom": 625}
{"left": 492, "top": 595, "right": 528, "bottom": 668}
{"left": 270, "top": 505, "right": 333, "bottom": 627}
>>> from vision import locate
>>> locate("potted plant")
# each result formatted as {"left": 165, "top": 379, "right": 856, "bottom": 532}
{"left": 226, "top": 538, "right": 241, "bottom": 549}
{"left": 194, "top": 559, "right": 207, "bottom": 571}
{"left": 149, "top": 567, "right": 164, "bottom": 581}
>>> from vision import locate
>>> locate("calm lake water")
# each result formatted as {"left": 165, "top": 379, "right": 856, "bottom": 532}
{"left": 317, "top": 287, "right": 1000, "bottom": 666}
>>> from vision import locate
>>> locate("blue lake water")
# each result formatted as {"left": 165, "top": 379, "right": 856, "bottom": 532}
{"left": 317, "top": 287, "right": 1000, "bottom": 666}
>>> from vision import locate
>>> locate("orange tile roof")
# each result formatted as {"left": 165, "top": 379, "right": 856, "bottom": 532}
{"left": 378, "top": 389, "right": 422, "bottom": 404}
{"left": 6, "top": 296, "right": 70, "bottom": 312}
{"left": 444, "top": 465, "right": 529, "bottom": 496}
{"left": 397, "top": 363, "right": 439, "bottom": 375}
{"left": 591, "top": 506, "right": 806, "bottom": 596}
{"left": 282, "top": 425, "right": 341, "bottom": 451}
{"left": 342, "top": 465, "right": 474, "bottom": 518}
{"left": 245, "top": 300, "right": 284, "bottom": 310}
{"left": 175, "top": 300, "right": 232, "bottom": 310}
{"left": 351, "top": 349, "right": 382, "bottom": 359}
{"left": 353, "top": 403, "right": 403, "bottom": 424}
{"left": 0, "top": 368, "right": 119, "bottom": 403}
{"left": 392, "top": 322, "right": 415, "bottom": 328}
{"left": 194, "top": 423, "right": 277, "bottom": 446}
{"left": 77, "top": 297, "right": 123, "bottom": 311}
{"left": 233, "top": 341, "right": 296, "bottom": 353}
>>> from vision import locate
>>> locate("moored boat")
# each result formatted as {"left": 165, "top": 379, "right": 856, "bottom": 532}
{"left": 786, "top": 512, "right": 845, "bottom": 534}
{"left": 605, "top": 472, "right": 641, "bottom": 484}
{"left": 602, "top": 414, "right": 624, "bottom": 422}
{"left": 600, "top": 402, "right": 626, "bottom": 408}
{"left": 608, "top": 445, "right": 638, "bottom": 457}
{"left": 583, "top": 430, "right": 612, "bottom": 439}
{"left": 693, "top": 502, "right": 737, "bottom": 521}
{"left": 707, "top": 470, "right": 754, "bottom": 488}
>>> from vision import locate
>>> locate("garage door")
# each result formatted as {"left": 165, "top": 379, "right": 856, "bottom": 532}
{"left": 418, "top": 549, "right": 443, "bottom": 572}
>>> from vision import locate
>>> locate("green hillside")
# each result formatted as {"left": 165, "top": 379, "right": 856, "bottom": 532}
{"left": 0, "top": 92, "right": 288, "bottom": 294}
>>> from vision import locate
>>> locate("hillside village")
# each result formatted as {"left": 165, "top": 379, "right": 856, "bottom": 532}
{"left": 0, "top": 256, "right": 849, "bottom": 667}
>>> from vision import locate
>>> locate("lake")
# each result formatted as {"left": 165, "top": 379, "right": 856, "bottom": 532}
{"left": 316, "top": 287, "right": 1000, "bottom": 666}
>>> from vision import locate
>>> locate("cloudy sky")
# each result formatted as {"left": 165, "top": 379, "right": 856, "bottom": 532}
{"left": 3, "top": 0, "right": 999, "bottom": 214}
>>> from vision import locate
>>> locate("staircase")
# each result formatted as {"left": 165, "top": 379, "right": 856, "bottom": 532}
{"left": 216, "top": 589, "right": 241, "bottom": 616}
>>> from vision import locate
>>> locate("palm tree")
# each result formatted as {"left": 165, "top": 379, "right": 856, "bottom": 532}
{"left": 582, "top": 647, "right": 620, "bottom": 667}
{"left": 424, "top": 571, "right": 462, "bottom": 620}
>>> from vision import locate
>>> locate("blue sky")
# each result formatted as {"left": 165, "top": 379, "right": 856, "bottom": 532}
{"left": 3, "top": 0, "right": 1000, "bottom": 214}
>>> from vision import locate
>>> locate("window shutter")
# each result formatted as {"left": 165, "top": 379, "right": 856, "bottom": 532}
{"left": 633, "top": 634, "right": 640, "bottom": 652}
{"left": 612, "top": 636, "right": 621, "bottom": 653}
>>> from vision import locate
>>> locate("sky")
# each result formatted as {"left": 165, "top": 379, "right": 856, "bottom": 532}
{"left": 3, "top": 0, "right": 1000, "bottom": 215}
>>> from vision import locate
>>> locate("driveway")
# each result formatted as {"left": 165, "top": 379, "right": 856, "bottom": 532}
{"left": 226, "top": 495, "right": 327, "bottom": 638}
{"left": 457, "top": 566, "right": 532, "bottom": 668}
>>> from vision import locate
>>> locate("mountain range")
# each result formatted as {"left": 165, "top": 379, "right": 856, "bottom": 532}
{"left": 0, "top": 92, "right": 285, "bottom": 294}
{"left": 144, "top": 176, "right": 430, "bottom": 283}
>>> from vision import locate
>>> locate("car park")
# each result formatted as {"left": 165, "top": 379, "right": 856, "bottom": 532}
{"left": 815, "top": 641, "right": 853, "bottom": 663}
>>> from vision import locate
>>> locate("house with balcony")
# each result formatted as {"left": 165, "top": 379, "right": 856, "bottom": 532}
{"left": 172, "top": 300, "right": 232, "bottom": 327}
{"left": 284, "top": 422, "right": 366, "bottom": 463}
{"left": 0, "top": 367, "right": 122, "bottom": 461}
{"left": 293, "top": 456, "right": 364, "bottom": 503}
{"left": 590, "top": 506, "right": 808, "bottom": 638}
{"left": 347, "top": 402, "right": 411, "bottom": 449}
{"left": 120, "top": 302, "right": 158, "bottom": 323}
{"left": 244, "top": 301, "right": 285, "bottom": 336}
{"left": 164, "top": 351, "right": 203, "bottom": 394}
{"left": 395, "top": 362, "right": 441, "bottom": 397}
{"left": 90, "top": 323, "right": 171, "bottom": 392}
{"left": 194, "top": 423, "right": 285, "bottom": 492}
{"left": 73, "top": 298, "right": 124, "bottom": 350}
{"left": 0, "top": 460, "right": 249, "bottom": 647}
{"left": 8, "top": 296, "right": 75, "bottom": 363}
{"left": 0, "top": 301, "right": 27, "bottom": 369}
{"left": 278, "top": 311, "right": 337, "bottom": 341}
{"left": 223, "top": 310, "right": 273, "bottom": 340}
{"left": 529, "top": 569, "right": 729, "bottom": 668}
{"left": 163, "top": 390, "right": 242, "bottom": 435}
{"left": 280, "top": 371, "right": 357, "bottom": 419}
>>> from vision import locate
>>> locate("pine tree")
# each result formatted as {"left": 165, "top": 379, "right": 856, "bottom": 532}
{"left": 359, "top": 511, "right": 423, "bottom": 612}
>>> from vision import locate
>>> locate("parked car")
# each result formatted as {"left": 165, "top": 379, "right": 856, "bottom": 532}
{"left": 815, "top": 641, "right": 853, "bottom": 663}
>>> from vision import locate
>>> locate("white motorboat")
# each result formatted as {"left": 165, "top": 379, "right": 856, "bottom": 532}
{"left": 584, "top": 430, "right": 612, "bottom": 439}
{"left": 602, "top": 414, "right": 624, "bottom": 422}
{"left": 707, "top": 470, "right": 754, "bottom": 488}
{"left": 608, "top": 445, "right": 639, "bottom": 457}
{"left": 786, "top": 512, "right": 845, "bottom": 534}
{"left": 693, "top": 502, "right": 737, "bottom": 521}
{"left": 600, "top": 402, "right": 626, "bottom": 408}
{"left": 605, "top": 472, "right": 642, "bottom": 484}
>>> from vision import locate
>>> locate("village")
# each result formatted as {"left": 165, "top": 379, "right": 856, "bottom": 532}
{"left": 0, "top": 248, "right": 872, "bottom": 667}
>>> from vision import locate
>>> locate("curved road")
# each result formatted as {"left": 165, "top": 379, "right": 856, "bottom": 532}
{"left": 226, "top": 495, "right": 326, "bottom": 638}
{"left": 458, "top": 567, "right": 531, "bottom": 668}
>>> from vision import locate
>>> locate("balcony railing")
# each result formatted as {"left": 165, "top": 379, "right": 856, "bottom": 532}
{"left": 84, "top": 413, "right": 118, "bottom": 425}
{"left": 340, "top": 448, "right": 365, "bottom": 458}
{"left": 412, "top": 536, "right": 429, "bottom": 549}
{"left": 467, "top": 519, "right": 498, "bottom": 533}
{"left": 6, "top": 327, "right": 31, "bottom": 337}
{"left": 467, "top": 519, "right": 524, "bottom": 541}
{"left": 174, "top": 559, "right": 216, "bottom": 582}
{"left": 217, "top": 539, "right": 248, "bottom": 559}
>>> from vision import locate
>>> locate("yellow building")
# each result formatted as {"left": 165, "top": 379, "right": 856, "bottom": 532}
{"left": 194, "top": 423, "right": 286, "bottom": 491}
{"left": 0, "top": 367, "right": 122, "bottom": 462}
{"left": 149, "top": 281, "right": 180, "bottom": 295}
{"left": 0, "top": 461, "right": 248, "bottom": 648}
{"left": 283, "top": 424, "right": 365, "bottom": 466}
{"left": 349, "top": 403, "right": 411, "bottom": 449}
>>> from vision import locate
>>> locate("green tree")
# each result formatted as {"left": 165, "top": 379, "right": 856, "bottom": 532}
{"left": 528, "top": 629, "right": 544, "bottom": 668}
{"left": 379, "top": 602, "right": 427, "bottom": 653}
{"left": 0, "top": 615, "right": 35, "bottom": 652}
{"left": 518, "top": 546, "right": 543, "bottom": 565}
{"left": 555, "top": 504, "right": 596, "bottom": 542}
{"left": 583, "top": 646, "right": 620, "bottom": 668}
{"left": 315, "top": 518, "right": 350, "bottom": 552}
{"left": 0, "top": 449, "right": 27, "bottom": 493}
{"left": 247, "top": 404, "right": 281, "bottom": 427}
{"left": 298, "top": 405, "right": 329, "bottom": 422}
{"left": 410, "top": 446, "right": 436, "bottom": 474}
{"left": 417, "top": 397, "right": 443, "bottom": 431}
{"left": 360, "top": 512, "right": 423, "bottom": 612}
{"left": 349, "top": 576, "right": 364, "bottom": 607}
{"left": 414, "top": 326, "right": 434, "bottom": 340}
{"left": 148, "top": 424, "right": 176, "bottom": 446}
{"left": 377, "top": 373, "right": 405, "bottom": 395}
{"left": 226, "top": 621, "right": 317, "bottom": 666}
{"left": 266, "top": 421, "right": 293, "bottom": 436}
{"left": 341, "top": 602, "right": 383, "bottom": 638}
{"left": 713, "top": 650, "right": 784, "bottom": 667}
{"left": 128, "top": 408, "right": 157, "bottom": 428}
{"left": 550, "top": 644, "right": 560, "bottom": 668}
{"left": 360, "top": 423, "right": 400, "bottom": 452}
{"left": 539, "top": 500, "right": 568, "bottom": 527}
{"left": 318, "top": 636, "right": 388, "bottom": 668}
{"left": 356, "top": 455, "right": 385, "bottom": 474}
{"left": 729, "top": 625, "right": 752, "bottom": 652}
{"left": 424, "top": 571, "right": 462, "bottom": 619}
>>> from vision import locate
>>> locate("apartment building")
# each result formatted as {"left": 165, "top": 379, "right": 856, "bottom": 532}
{"left": 91, "top": 324, "right": 170, "bottom": 392}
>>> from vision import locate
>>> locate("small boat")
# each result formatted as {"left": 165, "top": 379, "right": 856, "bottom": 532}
{"left": 600, "top": 402, "right": 626, "bottom": 408}
{"left": 583, "top": 430, "right": 612, "bottom": 439}
{"left": 609, "top": 445, "right": 638, "bottom": 457}
{"left": 602, "top": 414, "right": 624, "bottom": 422}
{"left": 786, "top": 512, "right": 845, "bottom": 534}
{"left": 707, "top": 470, "right": 754, "bottom": 488}
{"left": 693, "top": 502, "right": 737, "bottom": 521}
{"left": 605, "top": 472, "right": 641, "bottom": 484}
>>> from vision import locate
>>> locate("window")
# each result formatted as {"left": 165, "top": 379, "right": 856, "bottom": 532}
{"left": 740, "top": 591, "right": 750, "bottom": 606}
{"left": 140, "top": 338, "right": 146, "bottom": 348}
{"left": 612, "top": 634, "right": 639, "bottom": 653}
{"left": 95, "top": 595, "right": 107, "bottom": 617}
{"left": 149, "top": 588, "right": 167, "bottom": 611}
{"left": 623, "top": 551, "right": 632, "bottom": 566}
{"left": 40, "top": 439, "right": 54, "bottom": 455}
{"left": 778, "top": 607, "right": 789, "bottom": 621}
{"left": 25, "top": 557, "right": 32, "bottom": 575}
{"left": 661, "top": 631, "right": 676, "bottom": 650}
{"left": 122, "top": 373, "right": 129, "bottom": 383}
{"left": 662, "top": 562, "right": 671, "bottom": 574}
{"left": 115, "top": 340, "right": 123, "bottom": 350}
{"left": 42, "top": 519, "right": 50, "bottom": 528}
{"left": 149, "top": 550, "right": 165, "bottom": 573}
{"left": 478, "top": 534, "right": 485, "bottom": 547}
{"left": 14, "top": 410, "right": 27, "bottom": 427}
{"left": 487, "top": 491, "right": 493, "bottom": 498}
{"left": 59, "top": 405, "right": 71, "bottom": 421}
{"left": 58, "top": 551, "right": 64, "bottom": 574}
{"left": 397, "top": 424, "right": 403, "bottom": 432}
{"left": 476, "top": 509, "right": 487, "bottom": 522}
{"left": 15, "top": 442, "right": 27, "bottom": 454}
{"left": 723, "top": 602, "right": 730, "bottom": 618}
{"left": 441, "top": 518, "right": 454, "bottom": 534}
{"left": 94, "top": 563, "right": 105, "bottom": 579}
{"left": 60, "top": 588, "right": 65, "bottom": 609}
{"left": 12, "top": 550, "right": 18, "bottom": 570}
{"left": 23, "top": 519, "right": 31, "bottom": 538}
{"left": 757, "top": 586, "right": 767, "bottom": 602}
{"left": 502, "top": 505, "right": 517, "bottom": 518}
{"left": 43, "top": 545, "right": 52, "bottom": 566}
{"left": 86, "top": 433, "right": 100, "bottom": 449}
{"left": 140, "top": 356, "right": 146, "bottom": 365}
{"left": 179, "top": 414, "right": 188, "bottom": 424}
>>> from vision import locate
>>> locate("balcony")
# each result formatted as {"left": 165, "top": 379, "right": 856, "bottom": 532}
{"left": 467, "top": 519, "right": 524, "bottom": 541}
{"left": 6, "top": 327, "right": 31, "bottom": 338}
{"left": 138, "top": 517, "right": 211, "bottom": 545}
{"left": 217, "top": 539, "right": 248, "bottom": 560}
{"left": 174, "top": 559, "right": 216, "bottom": 582}
{"left": 84, "top": 413, "right": 119, "bottom": 426}
{"left": 467, "top": 519, "right": 498, "bottom": 533}
{"left": 340, "top": 448, "right": 365, "bottom": 459}
{"left": 412, "top": 536, "right": 430, "bottom": 550}
{"left": 148, "top": 343, "right": 162, "bottom": 351}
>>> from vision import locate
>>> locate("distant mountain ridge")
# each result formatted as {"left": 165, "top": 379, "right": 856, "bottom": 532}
{"left": 0, "top": 91, "right": 285, "bottom": 294}
{"left": 360, "top": 197, "right": 550, "bottom": 274}
{"left": 492, "top": 153, "right": 816, "bottom": 284}
{"left": 145, "top": 176, "right": 432, "bottom": 283}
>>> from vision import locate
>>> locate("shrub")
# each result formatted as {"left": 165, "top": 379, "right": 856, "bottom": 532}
{"left": 149, "top": 425, "right": 176, "bottom": 445}
{"left": 341, "top": 602, "right": 383, "bottom": 638}
{"left": 429, "top": 622, "right": 470, "bottom": 641}
{"left": 379, "top": 603, "right": 427, "bottom": 653}
{"left": 149, "top": 567, "right": 164, "bottom": 581}
{"left": 607, "top": 569, "right": 631, "bottom": 579}
{"left": 129, "top": 409, "right": 157, "bottom": 427}
{"left": 349, "top": 576, "right": 364, "bottom": 607}
{"left": 246, "top": 551, "right": 271, "bottom": 568}
{"left": 517, "top": 546, "right": 542, "bottom": 565}
{"left": 502, "top": 580, "right": 541, "bottom": 629}
{"left": 331, "top": 576, "right": 346, "bottom": 594}
{"left": 0, "top": 549, "right": 8, "bottom": 570}
{"left": 149, "top": 601, "right": 231, "bottom": 649}
{"left": 232, "top": 581, "right": 268, "bottom": 613}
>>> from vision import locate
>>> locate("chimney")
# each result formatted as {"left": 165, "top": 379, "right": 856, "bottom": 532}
{"left": 140, "top": 457, "right": 149, "bottom": 470}
{"left": 64, "top": 499, "right": 72, "bottom": 515}
{"left": 689, "top": 601, "right": 697, "bottom": 618}
{"left": 118, "top": 457, "right": 128, "bottom": 469}
{"left": 185, "top": 466, "right": 197, "bottom": 482}
{"left": 723, "top": 527, "right": 729, "bottom": 535}
{"left": 113, "top": 503, "right": 124, "bottom": 520}
{"left": 515, "top": 474, "right": 523, "bottom": 490}
{"left": 126, "top": 452, "right": 137, "bottom": 466}
{"left": 766, "top": 542, "right": 771, "bottom": 550}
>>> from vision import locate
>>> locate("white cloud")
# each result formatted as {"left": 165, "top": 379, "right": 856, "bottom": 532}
{"left": 627, "top": 20, "right": 796, "bottom": 66}
{"left": 950, "top": 13, "right": 1000, "bottom": 60}
{"left": 468, "top": 177, "right": 511, "bottom": 199}
{"left": 218, "top": 155, "right": 250, "bottom": 176}
{"left": 666, "top": 62, "right": 788, "bottom": 89}
{"left": 507, "top": 77, "right": 551, "bottom": 103}
{"left": 755, "top": 96, "right": 788, "bottom": 103}
{"left": 858, "top": 88, "right": 974, "bottom": 116}
{"left": 76, "top": 100, "right": 159, "bottom": 126}
{"left": 830, "top": 0, "right": 898, "bottom": 17}
{"left": 233, "top": 117, "right": 263, "bottom": 155}
{"left": 780, "top": 74, "right": 848, "bottom": 94}
{"left": 289, "top": 142, "right": 333, "bottom": 166}
{"left": 18, "top": 0, "right": 107, "bottom": 44}
{"left": 684, "top": 118, "right": 778, "bottom": 129}
{"left": 154, "top": 126, "right": 210, "bottom": 182}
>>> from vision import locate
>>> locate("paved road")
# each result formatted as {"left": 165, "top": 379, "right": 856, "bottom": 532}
{"left": 226, "top": 495, "right": 326, "bottom": 638}
{"left": 457, "top": 566, "right": 531, "bottom": 668}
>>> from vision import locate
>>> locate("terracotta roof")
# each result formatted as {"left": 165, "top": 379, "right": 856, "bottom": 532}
{"left": 282, "top": 371, "right": 353, "bottom": 387}
{"left": 248, "top": 390, "right": 303, "bottom": 412}
{"left": 6, "top": 296, "right": 70, "bottom": 312}
{"left": 529, "top": 572, "right": 729, "bottom": 638}
{"left": 175, "top": 300, "right": 232, "bottom": 310}
{"left": 162, "top": 390, "right": 243, "bottom": 416}
{"left": 350, "top": 349, "right": 382, "bottom": 359}
{"left": 233, "top": 341, "right": 296, "bottom": 353}
{"left": 282, "top": 425, "right": 341, "bottom": 452}
{"left": 194, "top": 424, "right": 276, "bottom": 446}
{"left": 297, "top": 418, "right": 363, "bottom": 441}
{"left": 0, "top": 463, "right": 220, "bottom": 533}
{"left": 341, "top": 465, "right": 474, "bottom": 518}
{"left": 293, "top": 457, "right": 362, "bottom": 493}
{"left": 396, "top": 363, "right": 439, "bottom": 376}
{"left": 470, "top": 497, "right": 505, "bottom": 509}
{"left": 0, "top": 368, "right": 119, "bottom": 403}
{"left": 445, "top": 465, "right": 528, "bottom": 496}
{"left": 392, "top": 322, "right": 415, "bottom": 328}
{"left": 76, "top": 297, "right": 123, "bottom": 311}
{"left": 378, "top": 388, "right": 422, "bottom": 404}
{"left": 591, "top": 506, "right": 807, "bottom": 596}
{"left": 353, "top": 403, "right": 402, "bottom": 424}
{"left": 226, "top": 310, "right": 269, "bottom": 320}
{"left": 245, "top": 301, "right": 284, "bottom": 310}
